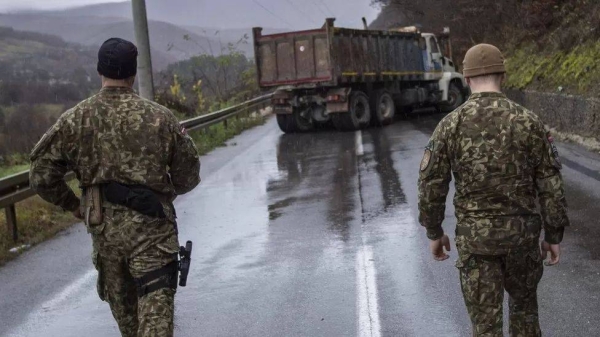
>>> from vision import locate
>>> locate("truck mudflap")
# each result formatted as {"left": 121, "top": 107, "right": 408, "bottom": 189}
{"left": 325, "top": 87, "right": 352, "bottom": 114}
{"left": 272, "top": 90, "right": 294, "bottom": 114}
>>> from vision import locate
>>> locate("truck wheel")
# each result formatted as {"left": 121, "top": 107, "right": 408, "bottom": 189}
{"left": 371, "top": 90, "right": 395, "bottom": 126}
{"left": 276, "top": 108, "right": 313, "bottom": 133}
{"left": 440, "top": 83, "right": 464, "bottom": 112}
{"left": 332, "top": 91, "right": 371, "bottom": 131}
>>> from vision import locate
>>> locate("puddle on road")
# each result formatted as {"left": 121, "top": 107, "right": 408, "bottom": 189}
{"left": 267, "top": 131, "right": 360, "bottom": 242}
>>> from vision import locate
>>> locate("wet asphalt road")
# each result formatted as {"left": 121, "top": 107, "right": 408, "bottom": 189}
{"left": 1, "top": 113, "right": 600, "bottom": 337}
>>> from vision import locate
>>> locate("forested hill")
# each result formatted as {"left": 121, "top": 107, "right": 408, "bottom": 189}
{"left": 0, "top": 27, "right": 99, "bottom": 106}
{"left": 372, "top": 0, "right": 600, "bottom": 96}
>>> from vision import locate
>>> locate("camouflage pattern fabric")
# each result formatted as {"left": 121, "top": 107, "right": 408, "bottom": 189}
{"left": 457, "top": 242, "right": 543, "bottom": 337}
{"left": 30, "top": 86, "right": 200, "bottom": 211}
{"left": 93, "top": 209, "right": 179, "bottom": 337}
{"left": 417, "top": 92, "right": 570, "bottom": 336}
{"left": 418, "top": 92, "right": 569, "bottom": 253}
{"left": 30, "top": 86, "right": 201, "bottom": 337}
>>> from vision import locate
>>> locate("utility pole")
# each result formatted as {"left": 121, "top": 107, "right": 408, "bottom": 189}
{"left": 131, "top": 0, "right": 155, "bottom": 100}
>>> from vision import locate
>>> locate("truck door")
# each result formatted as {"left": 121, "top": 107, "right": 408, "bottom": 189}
{"left": 426, "top": 36, "right": 443, "bottom": 72}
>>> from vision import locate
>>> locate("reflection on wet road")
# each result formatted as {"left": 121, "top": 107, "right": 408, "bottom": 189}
{"left": 1, "top": 115, "right": 600, "bottom": 336}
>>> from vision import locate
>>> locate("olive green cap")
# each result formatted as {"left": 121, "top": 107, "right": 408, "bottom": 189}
{"left": 462, "top": 44, "right": 506, "bottom": 78}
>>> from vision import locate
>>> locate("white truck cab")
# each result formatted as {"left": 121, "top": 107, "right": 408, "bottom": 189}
{"left": 421, "top": 30, "right": 469, "bottom": 111}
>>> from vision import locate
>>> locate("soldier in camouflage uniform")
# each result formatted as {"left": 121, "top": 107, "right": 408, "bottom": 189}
{"left": 30, "top": 38, "right": 200, "bottom": 337}
{"left": 418, "top": 44, "right": 569, "bottom": 336}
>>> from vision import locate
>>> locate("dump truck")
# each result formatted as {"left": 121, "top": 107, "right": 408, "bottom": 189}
{"left": 252, "top": 19, "right": 469, "bottom": 133}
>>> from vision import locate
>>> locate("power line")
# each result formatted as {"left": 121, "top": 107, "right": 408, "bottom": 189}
{"left": 311, "top": 0, "right": 329, "bottom": 18}
{"left": 285, "top": 0, "right": 317, "bottom": 24}
{"left": 316, "top": 0, "right": 335, "bottom": 16}
{"left": 251, "top": 0, "right": 293, "bottom": 28}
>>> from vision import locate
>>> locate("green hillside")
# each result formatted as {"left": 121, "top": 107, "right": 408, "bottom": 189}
{"left": 0, "top": 27, "right": 98, "bottom": 105}
{"left": 503, "top": 1, "right": 600, "bottom": 96}
{"left": 373, "top": 0, "right": 600, "bottom": 96}
{"left": 0, "top": 27, "right": 99, "bottom": 158}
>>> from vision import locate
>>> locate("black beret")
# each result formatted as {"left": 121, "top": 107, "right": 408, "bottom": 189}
{"left": 97, "top": 38, "right": 138, "bottom": 80}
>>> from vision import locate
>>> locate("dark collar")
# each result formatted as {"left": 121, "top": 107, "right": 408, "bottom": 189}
{"left": 469, "top": 92, "right": 506, "bottom": 99}
{"left": 100, "top": 86, "right": 135, "bottom": 95}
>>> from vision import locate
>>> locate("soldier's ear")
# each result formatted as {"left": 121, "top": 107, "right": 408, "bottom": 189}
{"left": 499, "top": 74, "right": 506, "bottom": 85}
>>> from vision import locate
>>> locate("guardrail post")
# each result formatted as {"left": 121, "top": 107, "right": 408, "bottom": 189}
{"left": 223, "top": 119, "right": 228, "bottom": 129}
{"left": 5, "top": 204, "right": 18, "bottom": 242}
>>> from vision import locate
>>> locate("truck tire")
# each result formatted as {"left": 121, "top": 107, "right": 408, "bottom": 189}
{"left": 370, "top": 90, "right": 396, "bottom": 126}
{"left": 276, "top": 108, "right": 313, "bottom": 133}
{"left": 440, "top": 83, "right": 464, "bottom": 113}
{"left": 332, "top": 91, "right": 371, "bottom": 131}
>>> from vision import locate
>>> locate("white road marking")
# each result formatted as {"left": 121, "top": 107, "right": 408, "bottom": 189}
{"left": 356, "top": 128, "right": 380, "bottom": 336}
{"left": 5, "top": 269, "right": 97, "bottom": 337}
{"left": 355, "top": 130, "right": 364, "bottom": 157}
{"left": 40, "top": 269, "right": 96, "bottom": 311}
{"left": 356, "top": 245, "right": 381, "bottom": 337}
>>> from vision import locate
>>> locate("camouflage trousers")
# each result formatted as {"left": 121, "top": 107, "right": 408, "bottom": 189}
{"left": 90, "top": 208, "right": 180, "bottom": 337}
{"left": 457, "top": 242, "right": 544, "bottom": 337}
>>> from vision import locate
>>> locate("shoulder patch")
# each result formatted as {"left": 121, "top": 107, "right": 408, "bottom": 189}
{"left": 420, "top": 140, "right": 435, "bottom": 172}
{"left": 547, "top": 132, "right": 562, "bottom": 169}
{"left": 420, "top": 149, "right": 432, "bottom": 172}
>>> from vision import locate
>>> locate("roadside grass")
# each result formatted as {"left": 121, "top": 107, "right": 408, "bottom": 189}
{"left": 191, "top": 113, "right": 267, "bottom": 155}
{"left": 0, "top": 180, "right": 80, "bottom": 265}
{"left": 0, "top": 164, "right": 29, "bottom": 179}
{"left": 0, "top": 112, "right": 268, "bottom": 266}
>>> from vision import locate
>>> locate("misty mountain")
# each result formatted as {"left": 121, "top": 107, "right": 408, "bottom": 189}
{"left": 0, "top": 13, "right": 254, "bottom": 70}
{"left": 0, "top": 26, "right": 99, "bottom": 106}
{"left": 0, "top": 0, "right": 379, "bottom": 71}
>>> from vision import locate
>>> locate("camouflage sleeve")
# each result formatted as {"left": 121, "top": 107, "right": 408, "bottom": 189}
{"left": 530, "top": 121, "right": 570, "bottom": 244}
{"left": 169, "top": 124, "right": 201, "bottom": 195}
{"left": 418, "top": 122, "right": 452, "bottom": 240}
{"left": 29, "top": 117, "right": 79, "bottom": 212}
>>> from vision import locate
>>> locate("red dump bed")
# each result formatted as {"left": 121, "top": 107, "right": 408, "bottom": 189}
{"left": 253, "top": 19, "right": 425, "bottom": 89}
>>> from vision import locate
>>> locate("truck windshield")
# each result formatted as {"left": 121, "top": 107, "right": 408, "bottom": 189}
{"left": 431, "top": 38, "right": 440, "bottom": 54}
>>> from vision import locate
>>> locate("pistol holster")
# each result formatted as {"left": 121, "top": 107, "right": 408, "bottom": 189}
{"left": 84, "top": 186, "right": 104, "bottom": 226}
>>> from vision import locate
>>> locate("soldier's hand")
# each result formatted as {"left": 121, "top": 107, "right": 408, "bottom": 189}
{"left": 430, "top": 234, "right": 451, "bottom": 261}
{"left": 72, "top": 208, "right": 84, "bottom": 220}
{"left": 541, "top": 241, "right": 560, "bottom": 266}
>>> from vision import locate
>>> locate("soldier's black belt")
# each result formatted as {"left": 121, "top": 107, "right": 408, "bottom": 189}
{"left": 103, "top": 182, "right": 167, "bottom": 218}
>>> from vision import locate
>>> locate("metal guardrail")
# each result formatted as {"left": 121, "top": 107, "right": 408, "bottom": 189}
{"left": 0, "top": 93, "right": 273, "bottom": 242}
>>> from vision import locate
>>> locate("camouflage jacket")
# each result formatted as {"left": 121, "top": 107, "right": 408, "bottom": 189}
{"left": 418, "top": 92, "right": 569, "bottom": 254}
{"left": 30, "top": 86, "right": 201, "bottom": 213}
